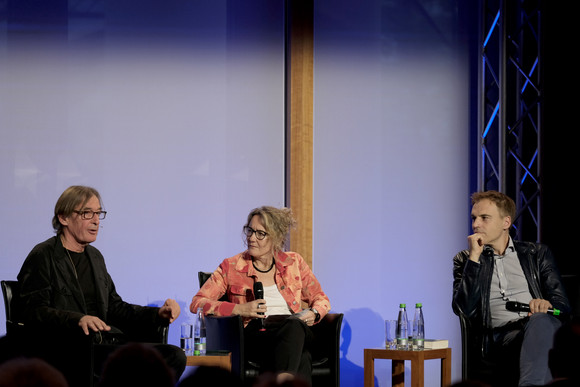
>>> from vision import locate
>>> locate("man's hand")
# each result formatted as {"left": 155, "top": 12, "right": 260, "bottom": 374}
{"left": 467, "top": 233, "right": 485, "bottom": 262}
{"left": 159, "top": 299, "right": 180, "bottom": 323}
{"left": 79, "top": 315, "right": 111, "bottom": 335}
{"left": 528, "top": 299, "right": 552, "bottom": 315}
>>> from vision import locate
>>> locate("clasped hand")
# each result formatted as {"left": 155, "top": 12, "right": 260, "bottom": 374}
{"left": 233, "top": 299, "right": 267, "bottom": 318}
{"left": 233, "top": 301, "right": 316, "bottom": 326}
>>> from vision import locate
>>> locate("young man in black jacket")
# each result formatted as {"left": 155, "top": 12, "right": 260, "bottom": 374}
{"left": 453, "top": 191, "right": 570, "bottom": 386}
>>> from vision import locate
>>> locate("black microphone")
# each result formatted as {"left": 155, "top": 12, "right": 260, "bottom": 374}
{"left": 253, "top": 282, "right": 266, "bottom": 331}
{"left": 505, "top": 301, "right": 563, "bottom": 316}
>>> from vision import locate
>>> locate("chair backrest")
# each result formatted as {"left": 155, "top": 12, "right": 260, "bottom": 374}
{"left": 198, "top": 271, "right": 212, "bottom": 288}
{"left": 562, "top": 274, "right": 580, "bottom": 317}
{"left": 1, "top": 280, "right": 22, "bottom": 334}
{"left": 198, "top": 271, "right": 229, "bottom": 302}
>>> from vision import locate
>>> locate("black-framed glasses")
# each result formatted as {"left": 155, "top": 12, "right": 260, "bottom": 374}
{"left": 73, "top": 210, "right": 107, "bottom": 220}
{"left": 243, "top": 226, "right": 268, "bottom": 240}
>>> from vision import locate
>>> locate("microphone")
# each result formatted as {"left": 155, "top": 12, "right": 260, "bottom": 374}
{"left": 253, "top": 282, "right": 266, "bottom": 331}
{"left": 505, "top": 301, "right": 562, "bottom": 316}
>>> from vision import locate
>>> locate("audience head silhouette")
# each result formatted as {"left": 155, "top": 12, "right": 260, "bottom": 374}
{"left": 98, "top": 343, "right": 174, "bottom": 387}
{"left": 0, "top": 357, "right": 68, "bottom": 387}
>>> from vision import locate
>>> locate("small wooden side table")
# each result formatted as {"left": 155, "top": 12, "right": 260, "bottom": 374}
{"left": 186, "top": 351, "right": 232, "bottom": 371}
{"left": 364, "top": 347, "right": 451, "bottom": 387}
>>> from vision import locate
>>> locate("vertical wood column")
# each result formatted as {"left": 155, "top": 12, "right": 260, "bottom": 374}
{"left": 285, "top": 0, "right": 314, "bottom": 268}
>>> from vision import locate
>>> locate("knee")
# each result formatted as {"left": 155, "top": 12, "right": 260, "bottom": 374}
{"left": 527, "top": 313, "right": 561, "bottom": 333}
{"left": 286, "top": 317, "right": 307, "bottom": 331}
{"left": 280, "top": 318, "right": 309, "bottom": 341}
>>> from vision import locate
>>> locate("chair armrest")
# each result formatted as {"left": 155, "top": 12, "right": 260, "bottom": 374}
{"left": 459, "top": 313, "right": 470, "bottom": 380}
{"left": 310, "top": 313, "right": 343, "bottom": 384}
{"left": 459, "top": 312, "right": 486, "bottom": 381}
{"left": 123, "top": 320, "right": 169, "bottom": 344}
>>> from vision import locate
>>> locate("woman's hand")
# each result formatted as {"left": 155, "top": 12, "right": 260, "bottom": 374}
{"left": 295, "top": 309, "right": 316, "bottom": 326}
{"left": 233, "top": 299, "right": 267, "bottom": 318}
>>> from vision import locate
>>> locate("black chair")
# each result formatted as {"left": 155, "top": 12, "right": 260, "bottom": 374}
{"left": 198, "top": 271, "right": 343, "bottom": 386}
{"left": 460, "top": 311, "right": 525, "bottom": 386}
{"left": 1, "top": 280, "right": 23, "bottom": 337}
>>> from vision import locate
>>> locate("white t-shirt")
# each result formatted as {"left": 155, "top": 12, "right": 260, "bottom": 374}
{"left": 263, "top": 284, "right": 291, "bottom": 316}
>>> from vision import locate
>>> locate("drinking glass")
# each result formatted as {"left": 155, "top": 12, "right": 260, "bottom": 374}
{"left": 385, "top": 320, "right": 397, "bottom": 349}
{"left": 180, "top": 323, "right": 193, "bottom": 356}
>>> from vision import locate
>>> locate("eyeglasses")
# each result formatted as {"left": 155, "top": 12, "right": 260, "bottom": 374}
{"left": 243, "top": 226, "right": 268, "bottom": 240}
{"left": 73, "top": 210, "right": 107, "bottom": 220}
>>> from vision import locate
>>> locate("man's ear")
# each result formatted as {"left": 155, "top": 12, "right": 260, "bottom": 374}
{"left": 58, "top": 214, "right": 69, "bottom": 227}
{"left": 503, "top": 216, "right": 512, "bottom": 230}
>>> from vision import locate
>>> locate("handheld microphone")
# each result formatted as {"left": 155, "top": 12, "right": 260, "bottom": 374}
{"left": 505, "top": 301, "right": 562, "bottom": 316}
{"left": 253, "top": 282, "right": 266, "bottom": 331}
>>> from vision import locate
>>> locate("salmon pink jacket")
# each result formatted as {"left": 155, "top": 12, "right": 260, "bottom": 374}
{"left": 190, "top": 250, "right": 331, "bottom": 327}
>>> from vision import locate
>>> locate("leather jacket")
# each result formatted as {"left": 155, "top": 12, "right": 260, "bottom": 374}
{"left": 452, "top": 240, "right": 570, "bottom": 354}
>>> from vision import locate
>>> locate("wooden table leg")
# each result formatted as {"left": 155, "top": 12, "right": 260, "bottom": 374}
{"left": 410, "top": 357, "right": 425, "bottom": 387}
{"left": 440, "top": 350, "right": 451, "bottom": 386}
{"left": 364, "top": 349, "right": 375, "bottom": 387}
{"left": 392, "top": 359, "right": 405, "bottom": 387}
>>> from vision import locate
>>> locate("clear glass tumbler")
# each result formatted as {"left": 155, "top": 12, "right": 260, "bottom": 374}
{"left": 385, "top": 320, "right": 397, "bottom": 349}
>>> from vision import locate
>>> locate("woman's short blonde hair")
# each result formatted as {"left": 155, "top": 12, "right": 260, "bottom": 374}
{"left": 244, "top": 206, "right": 296, "bottom": 254}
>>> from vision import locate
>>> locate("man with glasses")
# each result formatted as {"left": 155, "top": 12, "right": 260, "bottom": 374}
{"left": 452, "top": 191, "right": 570, "bottom": 386}
{"left": 15, "top": 185, "right": 186, "bottom": 386}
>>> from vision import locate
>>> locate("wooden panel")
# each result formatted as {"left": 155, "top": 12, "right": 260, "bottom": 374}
{"left": 286, "top": 0, "right": 314, "bottom": 269}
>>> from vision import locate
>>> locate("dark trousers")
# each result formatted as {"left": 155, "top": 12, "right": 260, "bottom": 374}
{"left": 493, "top": 313, "right": 562, "bottom": 386}
{"left": 244, "top": 315, "right": 313, "bottom": 383}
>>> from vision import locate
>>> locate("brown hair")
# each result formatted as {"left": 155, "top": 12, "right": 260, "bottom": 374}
{"left": 471, "top": 190, "right": 516, "bottom": 221}
{"left": 52, "top": 185, "right": 102, "bottom": 234}
{"left": 244, "top": 206, "right": 296, "bottom": 254}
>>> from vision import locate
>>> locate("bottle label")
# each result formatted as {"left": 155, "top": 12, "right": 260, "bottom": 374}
{"left": 414, "top": 338, "right": 424, "bottom": 349}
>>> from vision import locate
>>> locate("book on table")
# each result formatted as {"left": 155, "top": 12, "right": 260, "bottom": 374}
{"left": 423, "top": 339, "right": 448, "bottom": 349}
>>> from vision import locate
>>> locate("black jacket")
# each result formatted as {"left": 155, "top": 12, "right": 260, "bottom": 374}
{"left": 452, "top": 240, "right": 570, "bottom": 354}
{"left": 17, "top": 236, "right": 167, "bottom": 339}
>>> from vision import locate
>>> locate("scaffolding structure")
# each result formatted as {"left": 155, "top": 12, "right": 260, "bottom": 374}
{"left": 478, "top": 0, "right": 542, "bottom": 242}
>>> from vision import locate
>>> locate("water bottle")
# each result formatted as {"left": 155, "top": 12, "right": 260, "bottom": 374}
{"left": 408, "top": 319, "right": 414, "bottom": 350}
{"left": 413, "top": 303, "right": 425, "bottom": 350}
{"left": 194, "top": 307, "right": 207, "bottom": 356}
{"left": 396, "top": 304, "right": 408, "bottom": 350}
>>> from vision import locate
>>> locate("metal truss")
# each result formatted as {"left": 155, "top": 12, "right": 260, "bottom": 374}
{"left": 478, "top": 0, "right": 542, "bottom": 242}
